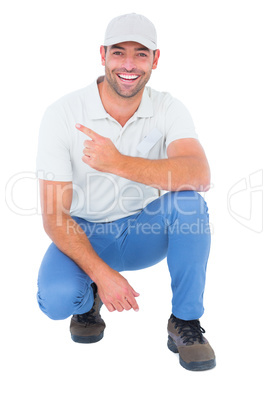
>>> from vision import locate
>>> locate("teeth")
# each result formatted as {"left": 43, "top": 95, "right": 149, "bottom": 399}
{"left": 118, "top": 74, "right": 139, "bottom": 80}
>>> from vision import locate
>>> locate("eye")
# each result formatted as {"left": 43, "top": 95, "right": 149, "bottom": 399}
{"left": 113, "top": 51, "right": 123, "bottom": 56}
{"left": 138, "top": 53, "right": 147, "bottom": 57}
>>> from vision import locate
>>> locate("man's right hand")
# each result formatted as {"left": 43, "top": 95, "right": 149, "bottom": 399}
{"left": 94, "top": 267, "right": 140, "bottom": 313}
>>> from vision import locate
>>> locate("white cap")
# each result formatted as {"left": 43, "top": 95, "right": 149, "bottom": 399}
{"left": 104, "top": 13, "right": 157, "bottom": 50}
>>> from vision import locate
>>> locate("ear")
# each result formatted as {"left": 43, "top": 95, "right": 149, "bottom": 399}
{"left": 152, "top": 49, "right": 160, "bottom": 70}
{"left": 100, "top": 45, "right": 106, "bottom": 66}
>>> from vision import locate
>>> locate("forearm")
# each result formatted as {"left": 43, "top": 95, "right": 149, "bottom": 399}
{"left": 43, "top": 213, "right": 110, "bottom": 282}
{"left": 39, "top": 178, "right": 140, "bottom": 313}
{"left": 112, "top": 155, "right": 211, "bottom": 192}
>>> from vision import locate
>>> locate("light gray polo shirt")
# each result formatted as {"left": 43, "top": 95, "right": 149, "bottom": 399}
{"left": 37, "top": 76, "right": 198, "bottom": 222}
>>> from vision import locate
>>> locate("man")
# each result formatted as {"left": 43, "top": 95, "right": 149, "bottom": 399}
{"left": 37, "top": 13, "right": 216, "bottom": 371}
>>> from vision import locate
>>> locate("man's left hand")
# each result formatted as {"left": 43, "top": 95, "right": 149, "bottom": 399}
{"left": 76, "top": 123, "right": 122, "bottom": 172}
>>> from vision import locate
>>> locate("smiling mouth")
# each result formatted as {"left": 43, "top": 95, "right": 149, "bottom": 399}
{"left": 117, "top": 73, "right": 140, "bottom": 83}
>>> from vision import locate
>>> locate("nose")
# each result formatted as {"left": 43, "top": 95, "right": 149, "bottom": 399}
{"left": 121, "top": 55, "right": 136, "bottom": 71}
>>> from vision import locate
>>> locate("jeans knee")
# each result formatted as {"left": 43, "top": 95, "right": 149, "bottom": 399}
{"left": 144, "top": 191, "right": 209, "bottom": 221}
{"left": 37, "top": 286, "right": 74, "bottom": 320}
{"left": 37, "top": 281, "right": 93, "bottom": 320}
{"left": 163, "top": 191, "right": 208, "bottom": 218}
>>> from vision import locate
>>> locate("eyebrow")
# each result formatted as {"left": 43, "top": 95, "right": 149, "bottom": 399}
{"left": 135, "top": 47, "right": 150, "bottom": 52}
{"left": 110, "top": 45, "right": 125, "bottom": 50}
{"left": 110, "top": 45, "right": 150, "bottom": 52}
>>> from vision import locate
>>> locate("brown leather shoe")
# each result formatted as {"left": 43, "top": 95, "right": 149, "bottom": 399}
{"left": 70, "top": 283, "right": 106, "bottom": 343}
{"left": 167, "top": 314, "right": 216, "bottom": 371}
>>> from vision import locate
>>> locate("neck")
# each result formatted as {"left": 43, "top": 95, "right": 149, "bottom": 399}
{"left": 98, "top": 77, "right": 144, "bottom": 127}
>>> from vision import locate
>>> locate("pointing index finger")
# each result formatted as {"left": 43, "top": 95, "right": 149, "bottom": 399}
{"left": 75, "top": 123, "right": 99, "bottom": 140}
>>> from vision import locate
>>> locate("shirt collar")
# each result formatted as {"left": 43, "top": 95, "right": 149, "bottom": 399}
{"left": 86, "top": 76, "right": 154, "bottom": 120}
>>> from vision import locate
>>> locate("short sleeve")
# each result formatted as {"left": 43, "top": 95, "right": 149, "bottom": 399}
{"left": 165, "top": 98, "right": 198, "bottom": 149}
{"left": 36, "top": 103, "right": 73, "bottom": 181}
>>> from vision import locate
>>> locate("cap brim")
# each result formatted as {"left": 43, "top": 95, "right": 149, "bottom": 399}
{"left": 104, "top": 34, "right": 157, "bottom": 50}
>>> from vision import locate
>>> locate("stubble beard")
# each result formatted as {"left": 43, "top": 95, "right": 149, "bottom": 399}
{"left": 105, "top": 67, "right": 152, "bottom": 99}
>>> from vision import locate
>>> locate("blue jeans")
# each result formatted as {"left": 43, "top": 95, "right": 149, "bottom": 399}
{"left": 37, "top": 191, "right": 211, "bottom": 321}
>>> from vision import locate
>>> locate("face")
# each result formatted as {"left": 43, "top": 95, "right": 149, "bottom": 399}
{"left": 100, "top": 41, "right": 160, "bottom": 99}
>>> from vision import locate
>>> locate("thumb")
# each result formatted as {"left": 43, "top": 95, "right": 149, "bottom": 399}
{"left": 131, "top": 288, "right": 140, "bottom": 297}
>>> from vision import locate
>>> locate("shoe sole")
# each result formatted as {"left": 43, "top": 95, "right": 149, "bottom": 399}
{"left": 167, "top": 335, "right": 216, "bottom": 371}
{"left": 71, "top": 331, "right": 104, "bottom": 344}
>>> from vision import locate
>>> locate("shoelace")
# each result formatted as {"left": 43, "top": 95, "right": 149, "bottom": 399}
{"left": 171, "top": 314, "right": 206, "bottom": 345}
{"left": 76, "top": 284, "right": 101, "bottom": 327}
{"left": 76, "top": 308, "right": 97, "bottom": 327}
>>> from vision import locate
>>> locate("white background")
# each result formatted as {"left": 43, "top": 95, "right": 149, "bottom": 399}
{"left": 1, "top": 0, "right": 267, "bottom": 400}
